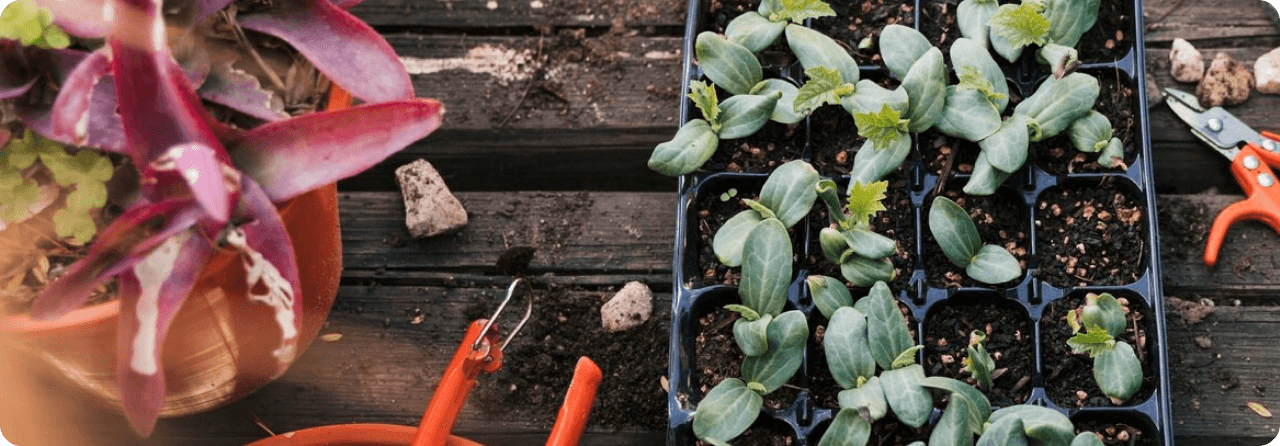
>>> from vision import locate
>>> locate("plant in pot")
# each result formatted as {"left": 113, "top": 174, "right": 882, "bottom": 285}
{"left": 0, "top": 0, "right": 442, "bottom": 436}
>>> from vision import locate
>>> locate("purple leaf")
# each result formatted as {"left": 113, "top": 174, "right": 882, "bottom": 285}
{"left": 331, "top": 0, "right": 367, "bottom": 8}
{"left": 226, "top": 176, "right": 301, "bottom": 375}
{"left": 193, "top": 0, "right": 237, "bottom": 26}
{"left": 20, "top": 78, "right": 128, "bottom": 154}
{"left": 197, "top": 62, "right": 289, "bottom": 122}
{"left": 114, "top": 232, "right": 213, "bottom": 436}
{"left": 33, "top": 0, "right": 110, "bottom": 38}
{"left": 29, "top": 199, "right": 204, "bottom": 320}
{"left": 0, "top": 77, "right": 35, "bottom": 100}
{"left": 50, "top": 50, "right": 111, "bottom": 143}
{"left": 237, "top": 0, "right": 414, "bottom": 103}
{"left": 143, "top": 143, "right": 238, "bottom": 223}
{"left": 228, "top": 98, "right": 443, "bottom": 202}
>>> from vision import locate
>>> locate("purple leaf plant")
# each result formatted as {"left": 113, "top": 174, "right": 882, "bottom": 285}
{"left": 2, "top": 0, "right": 442, "bottom": 435}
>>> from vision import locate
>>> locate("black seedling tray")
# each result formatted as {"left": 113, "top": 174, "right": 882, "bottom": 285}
{"left": 665, "top": 0, "right": 1172, "bottom": 444}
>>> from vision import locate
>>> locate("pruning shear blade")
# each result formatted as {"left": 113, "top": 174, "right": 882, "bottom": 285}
{"left": 1162, "top": 88, "right": 1267, "bottom": 159}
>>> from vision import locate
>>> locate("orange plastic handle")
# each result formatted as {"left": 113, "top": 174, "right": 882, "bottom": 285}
{"left": 412, "top": 320, "right": 504, "bottom": 446}
{"left": 1206, "top": 136, "right": 1280, "bottom": 266}
{"left": 544, "top": 357, "right": 602, "bottom": 446}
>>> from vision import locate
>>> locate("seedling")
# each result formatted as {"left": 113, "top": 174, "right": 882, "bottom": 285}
{"left": 963, "top": 330, "right": 996, "bottom": 391}
{"left": 0, "top": 130, "right": 113, "bottom": 242}
{"left": 811, "top": 180, "right": 896, "bottom": 286}
{"left": 927, "top": 196, "right": 1022, "bottom": 285}
{"left": 1067, "top": 293, "right": 1142, "bottom": 403}
{"left": 0, "top": 0, "right": 70, "bottom": 48}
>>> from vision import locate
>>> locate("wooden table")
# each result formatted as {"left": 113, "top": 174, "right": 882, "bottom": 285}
{"left": 5, "top": 0, "right": 1280, "bottom": 443}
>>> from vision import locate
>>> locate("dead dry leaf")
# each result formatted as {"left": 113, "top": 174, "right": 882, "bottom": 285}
{"left": 1248, "top": 401, "right": 1272, "bottom": 418}
{"left": 320, "top": 333, "right": 343, "bottom": 343}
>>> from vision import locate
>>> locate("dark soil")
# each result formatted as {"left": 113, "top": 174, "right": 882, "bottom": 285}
{"left": 692, "top": 180, "right": 763, "bottom": 288}
{"left": 922, "top": 296, "right": 1034, "bottom": 406}
{"left": 704, "top": 120, "right": 806, "bottom": 174}
{"left": 1073, "top": 419, "right": 1155, "bottom": 446}
{"left": 1154, "top": 196, "right": 1211, "bottom": 263}
{"left": 1034, "top": 179, "right": 1145, "bottom": 287}
{"left": 1040, "top": 292, "right": 1155, "bottom": 408}
{"left": 1034, "top": 69, "right": 1138, "bottom": 174}
{"left": 473, "top": 284, "right": 669, "bottom": 431}
{"left": 802, "top": 172, "right": 916, "bottom": 294}
{"left": 868, "top": 414, "right": 934, "bottom": 445}
{"left": 918, "top": 0, "right": 960, "bottom": 57}
{"left": 922, "top": 186, "right": 1030, "bottom": 289}
{"left": 920, "top": 129, "right": 982, "bottom": 179}
{"left": 810, "top": 106, "right": 864, "bottom": 177}
{"left": 697, "top": 425, "right": 797, "bottom": 446}
{"left": 810, "top": 0, "right": 916, "bottom": 67}
{"left": 695, "top": 305, "right": 800, "bottom": 410}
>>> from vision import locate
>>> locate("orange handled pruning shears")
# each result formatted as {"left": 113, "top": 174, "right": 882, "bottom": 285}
{"left": 413, "top": 278, "right": 603, "bottom": 446}
{"left": 1164, "top": 88, "right": 1280, "bottom": 267}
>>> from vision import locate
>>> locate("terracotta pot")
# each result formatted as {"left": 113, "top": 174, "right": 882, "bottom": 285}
{"left": 242, "top": 424, "right": 485, "bottom": 446}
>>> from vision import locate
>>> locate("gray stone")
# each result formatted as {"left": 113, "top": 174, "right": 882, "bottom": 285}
{"left": 601, "top": 281, "right": 653, "bottom": 332}
{"left": 396, "top": 159, "right": 468, "bottom": 238}
{"left": 1256, "top": 47, "right": 1280, "bottom": 94}
{"left": 1169, "top": 38, "right": 1204, "bottom": 83}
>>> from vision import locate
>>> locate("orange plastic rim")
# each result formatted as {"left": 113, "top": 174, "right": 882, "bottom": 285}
{"left": 242, "top": 424, "right": 484, "bottom": 446}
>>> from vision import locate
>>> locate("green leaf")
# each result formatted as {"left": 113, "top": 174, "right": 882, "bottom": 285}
{"left": 987, "top": 405, "right": 1075, "bottom": 446}
{"left": 772, "top": 0, "right": 837, "bottom": 23}
{"left": 854, "top": 104, "right": 910, "bottom": 152}
{"left": 816, "top": 179, "right": 853, "bottom": 230}
{"left": 794, "top": 66, "right": 855, "bottom": 115}
{"left": 1043, "top": 0, "right": 1100, "bottom": 48}
{"left": 786, "top": 24, "right": 859, "bottom": 88}
{"left": 964, "top": 331, "right": 996, "bottom": 391}
{"left": 840, "top": 256, "right": 896, "bottom": 287}
{"left": 1067, "top": 325, "right": 1116, "bottom": 357}
{"left": 818, "top": 408, "right": 872, "bottom": 446}
{"left": 838, "top": 376, "right": 887, "bottom": 420}
{"left": 689, "top": 80, "right": 721, "bottom": 125}
{"left": 820, "top": 227, "right": 851, "bottom": 263}
{"left": 752, "top": 79, "right": 806, "bottom": 124}
{"left": 980, "top": 114, "right": 1031, "bottom": 173}
{"left": 693, "top": 379, "right": 764, "bottom": 445}
{"left": 989, "top": 2, "right": 1050, "bottom": 48}
{"left": 41, "top": 25, "right": 70, "bottom": 49}
{"left": 1072, "top": 432, "right": 1105, "bottom": 446}
{"left": 725, "top": 12, "right": 787, "bottom": 53}
{"left": 928, "top": 196, "right": 982, "bottom": 268}
{"left": 919, "top": 376, "right": 992, "bottom": 434}
{"left": 901, "top": 47, "right": 947, "bottom": 133}
{"left": 759, "top": 159, "right": 820, "bottom": 228}
{"left": 846, "top": 181, "right": 888, "bottom": 227}
{"left": 714, "top": 210, "right": 765, "bottom": 267}
{"left": 880, "top": 364, "right": 931, "bottom": 428}
{"left": 740, "top": 218, "right": 792, "bottom": 317}
{"left": 717, "top": 92, "right": 782, "bottom": 139}
{"left": 1094, "top": 341, "right": 1142, "bottom": 401}
{"left": 696, "top": 32, "right": 764, "bottom": 96}
{"left": 1069, "top": 111, "right": 1113, "bottom": 153}
{"left": 963, "top": 152, "right": 1014, "bottom": 196}
{"left": 65, "top": 182, "right": 108, "bottom": 210}
{"left": 842, "top": 80, "right": 910, "bottom": 117}
{"left": 891, "top": 344, "right": 923, "bottom": 369}
{"left": 648, "top": 119, "right": 720, "bottom": 175}
{"left": 957, "top": 66, "right": 1007, "bottom": 104}
{"left": 725, "top": 304, "right": 761, "bottom": 321}
{"left": 808, "top": 275, "right": 854, "bottom": 320}
{"left": 859, "top": 281, "right": 914, "bottom": 369}
{"left": 843, "top": 227, "right": 896, "bottom": 260}
{"left": 1082, "top": 292, "right": 1127, "bottom": 338}
{"left": 1014, "top": 72, "right": 1100, "bottom": 142}
{"left": 976, "top": 416, "right": 1028, "bottom": 446}
{"left": 928, "top": 391, "right": 973, "bottom": 446}
{"left": 735, "top": 314, "right": 773, "bottom": 356}
{"left": 53, "top": 207, "right": 97, "bottom": 242}
{"left": 745, "top": 199, "right": 778, "bottom": 220}
{"left": 742, "top": 310, "right": 808, "bottom": 393}
{"left": 879, "top": 24, "right": 934, "bottom": 80}
{"left": 1098, "top": 138, "right": 1125, "bottom": 168}
{"left": 934, "top": 86, "right": 1002, "bottom": 142}
{"left": 1036, "top": 43, "right": 1078, "bottom": 69}
{"left": 956, "top": 0, "right": 999, "bottom": 49}
{"left": 950, "top": 38, "right": 1010, "bottom": 111}
{"left": 826, "top": 306, "right": 875, "bottom": 388}
{"left": 966, "top": 244, "right": 1022, "bottom": 284}
{"left": 848, "top": 137, "right": 911, "bottom": 186}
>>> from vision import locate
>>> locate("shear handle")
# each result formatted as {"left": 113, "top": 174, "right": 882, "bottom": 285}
{"left": 544, "top": 357, "right": 603, "bottom": 446}
{"left": 412, "top": 320, "right": 504, "bottom": 446}
{"left": 1206, "top": 142, "right": 1280, "bottom": 266}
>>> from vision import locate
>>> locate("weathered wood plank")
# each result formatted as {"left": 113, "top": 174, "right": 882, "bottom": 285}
{"left": 350, "top": 0, "right": 687, "bottom": 30}
{"left": 339, "top": 191, "right": 677, "bottom": 279}
{"left": 1142, "top": 0, "right": 1280, "bottom": 43}
{"left": 1157, "top": 194, "right": 1280, "bottom": 299}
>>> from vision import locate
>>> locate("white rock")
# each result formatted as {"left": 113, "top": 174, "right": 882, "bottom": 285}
{"left": 1169, "top": 38, "right": 1205, "bottom": 83}
{"left": 396, "top": 159, "right": 468, "bottom": 238}
{"left": 601, "top": 282, "right": 653, "bottom": 332}
{"left": 1256, "top": 47, "right": 1280, "bottom": 94}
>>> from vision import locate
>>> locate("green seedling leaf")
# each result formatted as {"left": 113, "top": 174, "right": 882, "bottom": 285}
{"left": 826, "top": 306, "right": 875, "bottom": 388}
{"left": 928, "top": 391, "right": 973, "bottom": 446}
{"left": 717, "top": 92, "right": 782, "bottom": 139}
{"left": 838, "top": 376, "right": 888, "bottom": 420}
{"left": 714, "top": 210, "right": 765, "bottom": 267}
{"left": 847, "top": 180, "right": 888, "bottom": 228}
{"left": 1068, "top": 325, "right": 1116, "bottom": 357}
{"left": 1094, "top": 341, "right": 1142, "bottom": 401}
{"left": 742, "top": 310, "right": 808, "bottom": 393}
{"left": 772, "top": 0, "right": 838, "bottom": 23}
{"left": 967, "top": 244, "right": 1022, "bottom": 284}
{"left": 689, "top": 80, "right": 721, "bottom": 125}
{"left": 786, "top": 24, "right": 859, "bottom": 87}
{"left": 934, "top": 86, "right": 1002, "bottom": 142}
{"left": 920, "top": 376, "right": 991, "bottom": 435}
{"left": 1043, "top": 0, "right": 1100, "bottom": 48}
{"left": 744, "top": 199, "right": 778, "bottom": 220}
{"left": 734, "top": 314, "right": 773, "bottom": 357}
{"left": 891, "top": 345, "right": 924, "bottom": 369}
{"left": 880, "top": 24, "right": 934, "bottom": 80}
{"left": 842, "top": 80, "right": 910, "bottom": 117}
{"left": 725, "top": 304, "right": 761, "bottom": 321}
{"left": 1037, "top": 43, "right": 1078, "bottom": 71}
{"left": 1069, "top": 110, "right": 1113, "bottom": 153}
{"left": 844, "top": 227, "right": 896, "bottom": 260}
{"left": 901, "top": 47, "right": 947, "bottom": 133}
{"left": 1014, "top": 72, "right": 1099, "bottom": 142}
{"left": 820, "top": 227, "right": 851, "bottom": 263}
{"left": 808, "top": 275, "right": 854, "bottom": 320}
{"left": 696, "top": 32, "right": 764, "bottom": 96}
{"left": 794, "top": 66, "right": 855, "bottom": 115}
{"left": 987, "top": 405, "right": 1075, "bottom": 446}
{"left": 854, "top": 104, "right": 910, "bottom": 152}
{"left": 740, "top": 218, "right": 792, "bottom": 317}
{"left": 958, "top": 66, "right": 1007, "bottom": 104}
{"left": 760, "top": 0, "right": 783, "bottom": 17}
{"left": 989, "top": 2, "right": 1050, "bottom": 49}
{"left": 950, "top": 38, "right": 1010, "bottom": 111}
{"left": 840, "top": 255, "right": 895, "bottom": 287}
{"left": 963, "top": 330, "right": 996, "bottom": 391}
{"left": 1072, "top": 432, "right": 1105, "bottom": 446}
{"left": 848, "top": 136, "right": 911, "bottom": 186}
{"left": 648, "top": 119, "right": 720, "bottom": 175}
{"left": 979, "top": 114, "right": 1031, "bottom": 173}
{"left": 725, "top": 12, "right": 787, "bottom": 53}
{"left": 816, "top": 179, "right": 854, "bottom": 230}
{"left": 1098, "top": 138, "right": 1125, "bottom": 168}
{"left": 759, "top": 160, "right": 820, "bottom": 228}
{"left": 928, "top": 196, "right": 982, "bottom": 268}
{"left": 963, "top": 152, "right": 1014, "bottom": 196}
{"left": 693, "top": 378, "right": 764, "bottom": 445}
{"left": 858, "top": 281, "right": 914, "bottom": 369}
{"left": 52, "top": 207, "right": 97, "bottom": 242}
{"left": 1082, "top": 292, "right": 1127, "bottom": 338}
{"left": 976, "top": 415, "right": 1028, "bottom": 446}
{"left": 957, "top": 0, "right": 999, "bottom": 49}
{"left": 880, "top": 364, "right": 931, "bottom": 428}
{"left": 751, "top": 79, "right": 806, "bottom": 124}
{"left": 818, "top": 408, "right": 872, "bottom": 446}
{"left": 64, "top": 182, "right": 108, "bottom": 211}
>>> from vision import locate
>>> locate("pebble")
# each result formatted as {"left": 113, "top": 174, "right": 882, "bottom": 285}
{"left": 1169, "top": 38, "right": 1205, "bottom": 83}
{"left": 601, "top": 281, "right": 653, "bottom": 332}
{"left": 396, "top": 159, "right": 469, "bottom": 238}
{"left": 1256, "top": 47, "right": 1280, "bottom": 94}
{"left": 1196, "top": 52, "right": 1253, "bottom": 107}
